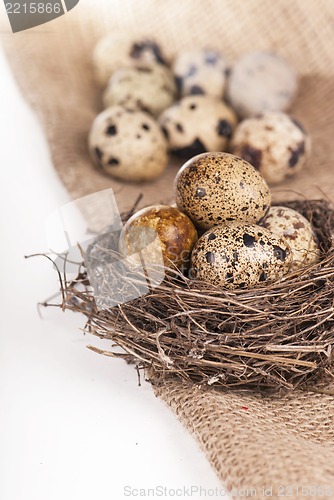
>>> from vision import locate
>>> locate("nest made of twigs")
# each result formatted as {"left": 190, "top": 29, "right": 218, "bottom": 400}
{"left": 56, "top": 199, "right": 334, "bottom": 392}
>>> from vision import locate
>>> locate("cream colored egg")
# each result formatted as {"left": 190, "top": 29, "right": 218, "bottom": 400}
{"left": 93, "top": 33, "right": 168, "bottom": 86}
{"left": 103, "top": 66, "right": 176, "bottom": 117}
{"left": 227, "top": 51, "right": 298, "bottom": 118}
{"left": 261, "top": 206, "right": 320, "bottom": 269}
{"left": 88, "top": 106, "right": 168, "bottom": 182}
{"left": 173, "top": 48, "right": 228, "bottom": 98}
{"left": 231, "top": 112, "right": 311, "bottom": 185}
{"left": 159, "top": 95, "right": 237, "bottom": 157}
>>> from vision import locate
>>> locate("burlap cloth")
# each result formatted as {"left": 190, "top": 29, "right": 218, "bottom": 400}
{"left": 3, "top": 0, "right": 334, "bottom": 496}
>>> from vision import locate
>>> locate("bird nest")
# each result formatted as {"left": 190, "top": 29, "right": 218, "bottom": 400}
{"left": 51, "top": 199, "right": 334, "bottom": 392}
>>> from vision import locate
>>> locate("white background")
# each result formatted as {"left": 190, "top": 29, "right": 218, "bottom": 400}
{"left": 0, "top": 13, "right": 226, "bottom": 500}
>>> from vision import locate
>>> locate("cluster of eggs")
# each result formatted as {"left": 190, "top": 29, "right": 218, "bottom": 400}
{"left": 120, "top": 152, "right": 320, "bottom": 289}
{"left": 89, "top": 33, "right": 311, "bottom": 185}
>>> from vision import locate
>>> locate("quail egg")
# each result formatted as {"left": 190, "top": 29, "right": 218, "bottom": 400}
{"left": 227, "top": 51, "right": 298, "bottom": 118}
{"left": 93, "top": 33, "right": 168, "bottom": 86}
{"left": 88, "top": 106, "right": 168, "bottom": 182}
{"left": 231, "top": 112, "right": 311, "bottom": 184}
{"left": 261, "top": 206, "right": 320, "bottom": 270}
{"left": 190, "top": 223, "right": 292, "bottom": 289}
{"left": 159, "top": 95, "right": 237, "bottom": 157}
{"left": 119, "top": 205, "right": 198, "bottom": 272}
{"left": 174, "top": 152, "right": 271, "bottom": 230}
{"left": 103, "top": 66, "right": 177, "bottom": 117}
{"left": 173, "top": 48, "right": 228, "bottom": 98}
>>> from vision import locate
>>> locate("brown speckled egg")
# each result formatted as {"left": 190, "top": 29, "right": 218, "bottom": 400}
{"left": 93, "top": 33, "right": 168, "bottom": 86}
{"left": 190, "top": 223, "right": 292, "bottom": 289}
{"left": 261, "top": 206, "right": 320, "bottom": 270}
{"left": 231, "top": 112, "right": 311, "bottom": 185}
{"left": 174, "top": 152, "right": 271, "bottom": 230}
{"left": 88, "top": 106, "right": 168, "bottom": 182}
{"left": 159, "top": 95, "right": 237, "bottom": 157}
{"left": 119, "top": 205, "right": 198, "bottom": 272}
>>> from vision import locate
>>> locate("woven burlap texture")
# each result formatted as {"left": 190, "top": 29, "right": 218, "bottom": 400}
{"left": 3, "top": 1, "right": 334, "bottom": 496}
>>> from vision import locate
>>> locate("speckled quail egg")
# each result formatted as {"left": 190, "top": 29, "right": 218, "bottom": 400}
{"left": 88, "top": 106, "right": 168, "bottom": 182}
{"left": 174, "top": 152, "right": 271, "bottom": 230}
{"left": 227, "top": 51, "right": 298, "bottom": 118}
{"left": 173, "top": 48, "right": 228, "bottom": 99}
{"left": 93, "top": 33, "right": 168, "bottom": 86}
{"left": 119, "top": 205, "right": 198, "bottom": 272}
{"left": 103, "top": 66, "right": 176, "bottom": 117}
{"left": 190, "top": 223, "right": 292, "bottom": 289}
{"left": 231, "top": 112, "right": 311, "bottom": 185}
{"left": 261, "top": 206, "right": 320, "bottom": 270}
{"left": 159, "top": 95, "right": 237, "bottom": 157}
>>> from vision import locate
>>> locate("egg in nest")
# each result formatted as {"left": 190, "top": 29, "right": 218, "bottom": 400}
{"left": 190, "top": 223, "right": 292, "bottom": 289}
{"left": 174, "top": 152, "right": 271, "bottom": 230}
{"left": 261, "top": 206, "right": 320, "bottom": 270}
{"left": 119, "top": 205, "right": 198, "bottom": 273}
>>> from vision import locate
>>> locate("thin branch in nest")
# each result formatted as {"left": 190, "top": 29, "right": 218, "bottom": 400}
{"left": 25, "top": 252, "right": 66, "bottom": 309}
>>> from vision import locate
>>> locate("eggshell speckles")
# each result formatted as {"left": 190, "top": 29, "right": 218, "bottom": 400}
{"left": 173, "top": 48, "right": 228, "bottom": 99}
{"left": 119, "top": 205, "right": 198, "bottom": 271}
{"left": 190, "top": 223, "right": 292, "bottom": 289}
{"left": 231, "top": 112, "right": 311, "bottom": 185}
{"left": 261, "top": 206, "right": 320, "bottom": 270}
{"left": 174, "top": 152, "right": 271, "bottom": 230}
{"left": 93, "top": 33, "right": 168, "bottom": 86}
{"left": 88, "top": 106, "right": 168, "bottom": 182}
{"left": 227, "top": 51, "right": 297, "bottom": 118}
{"left": 103, "top": 66, "right": 176, "bottom": 117}
{"left": 159, "top": 95, "right": 237, "bottom": 157}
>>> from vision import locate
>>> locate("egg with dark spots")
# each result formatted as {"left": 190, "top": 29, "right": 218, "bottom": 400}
{"left": 174, "top": 152, "right": 271, "bottom": 230}
{"left": 119, "top": 205, "right": 198, "bottom": 273}
{"left": 261, "top": 206, "right": 320, "bottom": 270}
{"left": 231, "top": 112, "right": 310, "bottom": 184}
{"left": 173, "top": 48, "right": 228, "bottom": 99}
{"left": 88, "top": 106, "right": 168, "bottom": 182}
{"left": 159, "top": 96, "right": 237, "bottom": 156}
{"left": 103, "top": 66, "right": 176, "bottom": 117}
{"left": 190, "top": 223, "right": 292, "bottom": 289}
{"left": 93, "top": 33, "right": 168, "bottom": 86}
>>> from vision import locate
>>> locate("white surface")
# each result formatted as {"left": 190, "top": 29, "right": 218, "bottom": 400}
{"left": 0, "top": 30, "right": 226, "bottom": 500}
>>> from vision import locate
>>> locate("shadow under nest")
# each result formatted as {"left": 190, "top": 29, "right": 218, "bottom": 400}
{"left": 56, "top": 199, "right": 334, "bottom": 392}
